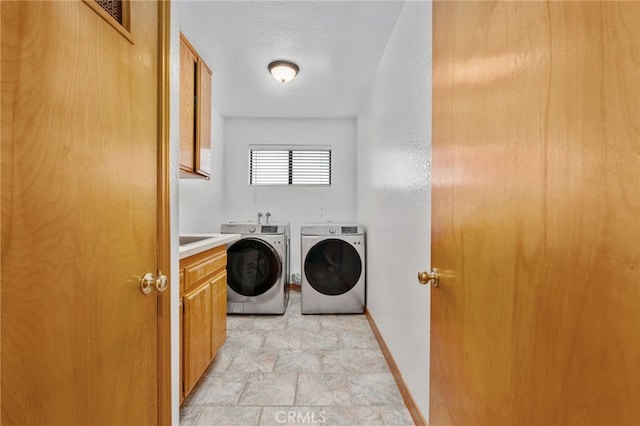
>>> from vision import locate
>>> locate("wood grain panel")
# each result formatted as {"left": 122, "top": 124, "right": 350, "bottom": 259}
{"left": 431, "top": 1, "right": 639, "bottom": 425}
{"left": 211, "top": 271, "right": 227, "bottom": 354}
{"left": 179, "top": 298, "right": 184, "bottom": 406}
{"left": 196, "top": 60, "right": 212, "bottom": 177}
{"left": 157, "top": 1, "right": 172, "bottom": 422}
{"left": 1, "top": 0, "right": 161, "bottom": 424}
{"left": 179, "top": 245, "right": 227, "bottom": 271}
{"left": 179, "top": 34, "right": 197, "bottom": 173}
{"left": 179, "top": 245, "right": 228, "bottom": 401}
{"left": 184, "top": 252, "right": 226, "bottom": 292}
{"left": 183, "top": 282, "right": 213, "bottom": 397}
{"left": 180, "top": 245, "right": 226, "bottom": 293}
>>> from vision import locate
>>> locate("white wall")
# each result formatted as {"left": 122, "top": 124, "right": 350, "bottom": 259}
{"left": 356, "top": 1, "right": 432, "bottom": 420}
{"left": 178, "top": 15, "right": 227, "bottom": 234}
{"left": 224, "top": 118, "right": 357, "bottom": 279}
{"left": 179, "top": 110, "right": 226, "bottom": 233}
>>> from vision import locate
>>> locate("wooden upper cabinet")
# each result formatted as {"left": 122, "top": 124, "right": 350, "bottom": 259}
{"left": 197, "top": 60, "right": 212, "bottom": 177}
{"left": 179, "top": 35, "right": 197, "bottom": 174}
{"left": 179, "top": 33, "right": 211, "bottom": 179}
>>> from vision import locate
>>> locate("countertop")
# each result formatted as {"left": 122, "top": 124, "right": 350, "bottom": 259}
{"left": 179, "top": 233, "right": 241, "bottom": 259}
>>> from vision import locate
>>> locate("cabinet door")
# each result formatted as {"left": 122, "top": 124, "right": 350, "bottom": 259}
{"left": 179, "top": 35, "right": 197, "bottom": 173}
{"left": 196, "top": 60, "right": 212, "bottom": 177}
{"left": 211, "top": 271, "right": 227, "bottom": 354}
{"left": 183, "top": 282, "right": 213, "bottom": 397}
{"left": 179, "top": 298, "right": 184, "bottom": 405}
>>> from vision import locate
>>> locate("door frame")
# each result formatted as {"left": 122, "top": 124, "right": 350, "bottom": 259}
{"left": 157, "top": 0, "right": 172, "bottom": 424}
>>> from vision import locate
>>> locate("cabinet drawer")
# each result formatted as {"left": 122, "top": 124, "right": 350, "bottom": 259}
{"left": 184, "top": 252, "right": 226, "bottom": 291}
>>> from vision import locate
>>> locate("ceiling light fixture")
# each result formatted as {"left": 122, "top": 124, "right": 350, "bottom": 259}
{"left": 268, "top": 60, "right": 299, "bottom": 83}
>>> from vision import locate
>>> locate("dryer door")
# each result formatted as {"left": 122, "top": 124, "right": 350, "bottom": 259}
{"left": 304, "top": 238, "right": 362, "bottom": 296}
{"left": 227, "top": 238, "right": 282, "bottom": 297}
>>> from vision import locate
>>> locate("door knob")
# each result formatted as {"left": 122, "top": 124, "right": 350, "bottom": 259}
{"left": 140, "top": 272, "right": 169, "bottom": 294}
{"left": 418, "top": 268, "right": 440, "bottom": 287}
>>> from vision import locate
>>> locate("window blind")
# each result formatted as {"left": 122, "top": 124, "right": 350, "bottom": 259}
{"left": 249, "top": 148, "right": 331, "bottom": 186}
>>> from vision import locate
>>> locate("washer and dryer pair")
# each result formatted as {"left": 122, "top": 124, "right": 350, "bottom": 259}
{"left": 220, "top": 222, "right": 289, "bottom": 314}
{"left": 220, "top": 221, "right": 366, "bottom": 315}
{"left": 300, "top": 223, "right": 366, "bottom": 314}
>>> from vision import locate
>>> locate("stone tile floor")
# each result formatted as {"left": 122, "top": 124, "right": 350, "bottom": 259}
{"left": 180, "top": 289, "right": 414, "bottom": 425}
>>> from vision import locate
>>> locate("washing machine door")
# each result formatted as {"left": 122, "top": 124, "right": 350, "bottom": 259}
{"left": 304, "top": 238, "right": 362, "bottom": 296}
{"left": 227, "top": 238, "right": 282, "bottom": 297}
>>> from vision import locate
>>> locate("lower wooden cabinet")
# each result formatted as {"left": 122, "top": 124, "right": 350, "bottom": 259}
{"left": 183, "top": 279, "right": 212, "bottom": 396}
{"left": 180, "top": 246, "right": 227, "bottom": 402}
{"left": 210, "top": 272, "right": 227, "bottom": 355}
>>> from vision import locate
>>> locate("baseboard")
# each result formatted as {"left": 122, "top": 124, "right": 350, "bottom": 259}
{"left": 289, "top": 283, "right": 301, "bottom": 291}
{"left": 365, "top": 308, "right": 428, "bottom": 426}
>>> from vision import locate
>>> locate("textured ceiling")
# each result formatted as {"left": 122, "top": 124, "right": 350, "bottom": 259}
{"left": 179, "top": 1, "right": 406, "bottom": 118}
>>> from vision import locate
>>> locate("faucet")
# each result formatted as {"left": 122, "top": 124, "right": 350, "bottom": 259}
{"left": 257, "top": 212, "right": 263, "bottom": 224}
{"left": 265, "top": 212, "right": 271, "bottom": 224}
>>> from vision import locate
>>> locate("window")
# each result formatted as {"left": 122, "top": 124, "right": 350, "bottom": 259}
{"left": 249, "top": 147, "right": 331, "bottom": 186}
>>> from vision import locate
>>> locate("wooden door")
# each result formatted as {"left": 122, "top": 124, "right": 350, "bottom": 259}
{"left": 1, "top": 1, "right": 168, "bottom": 424}
{"left": 431, "top": 2, "right": 639, "bottom": 425}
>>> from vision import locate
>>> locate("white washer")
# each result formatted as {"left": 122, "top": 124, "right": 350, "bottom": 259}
{"left": 301, "top": 223, "right": 365, "bottom": 314}
{"left": 221, "top": 222, "right": 289, "bottom": 314}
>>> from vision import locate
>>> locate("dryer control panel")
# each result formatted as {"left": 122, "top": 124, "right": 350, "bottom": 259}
{"left": 301, "top": 223, "right": 364, "bottom": 236}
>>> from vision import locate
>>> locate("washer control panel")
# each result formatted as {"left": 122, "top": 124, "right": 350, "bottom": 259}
{"left": 221, "top": 223, "right": 288, "bottom": 235}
